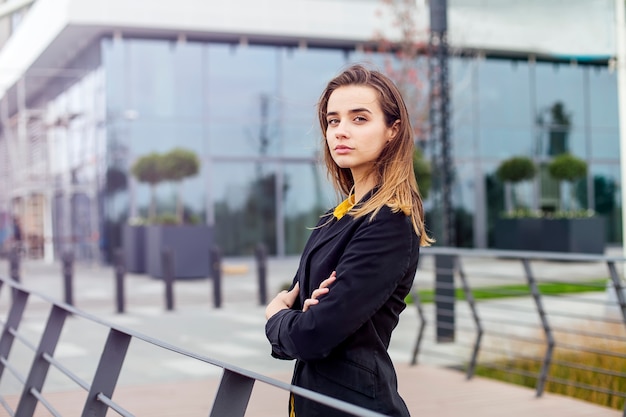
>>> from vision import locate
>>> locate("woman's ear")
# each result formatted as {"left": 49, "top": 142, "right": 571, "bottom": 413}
{"left": 387, "top": 120, "right": 400, "bottom": 142}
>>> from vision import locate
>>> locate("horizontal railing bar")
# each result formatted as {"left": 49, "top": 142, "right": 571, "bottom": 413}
{"left": 472, "top": 302, "right": 537, "bottom": 313}
{"left": 29, "top": 387, "right": 62, "bottom": 417}
{"left": 546, "top": 375, "right": 626, "bottom": 397}
{"left": 480, "top": 362, "right": 539, "bottom": 379}
{"left": 0, "top": 277, "right": 389, "bottom": 417}
{"left": 421, "top": 246, "right": 626, "bottom": 263}
{"left": 481, "top": 330, "right": 546, "bottom": 345}
{"left": 555, "top": 343, "right": 626, "bottom": 359}
{"left": 544, "top": 309, "right": 624, "bottom": 323}
{"left": 96, "top": 392, "right": 136, "bottom": 417}
{"left": 552, "top": 358, "right": 626, "bottom": 379}
{"left": 8, "top": 327, "right": 38, "bottom": 351}
{"left": 550, "top": 325, "right": 626, "bottom": 342}
{"left": 540, "top": 295, "right": 611, "bottom": 306}
{"left": 0, "top": 357, "right": 26, "bottom": 385}
{"left": 476, "top": 347, "right": 543, "bottom": 362}
{"left": 42, "top": 352, "right": 90, "bottom": 391}
{"left": 479, "top": 316, "right": 540, "bottom": 328}
{"left": 0, "top": 395, "right": 15, "bottom": 416}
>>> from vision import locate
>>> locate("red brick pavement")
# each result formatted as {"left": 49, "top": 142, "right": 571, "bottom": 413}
{"left": 1, "top": 364, "right": 619, "bottom": 417}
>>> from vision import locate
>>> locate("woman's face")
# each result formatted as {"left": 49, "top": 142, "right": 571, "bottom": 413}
{"left": 325, "top": 85, "right": 397, "bottom": 179}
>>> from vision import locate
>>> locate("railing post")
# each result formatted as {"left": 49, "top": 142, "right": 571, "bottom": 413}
{"left": 62, "top": 251, "right": 74, "bottom": 306}
{"left": 15, "top": 305, "right": 69, "bottom": 416}
{"left": 210, "top": 246, "right": 222, "bottom": 308}
{"left": 81, "top": 328, "right": 131, "bottom": 417}
{"left": 434, "top": 254, "right": 456, "bottom": 342}
{"left": 114, "top": 248, "right": 126, "bottom": 314}
{"left": 0, "top": 286, "right": 29, "bottom": 381}
{"left": 255, "top": 243, "right": 268, "bottom": 306}
{"left": 456, "top": 257, "right": 483, "bottom": 379}
{"left": 161, "top": 248, "right": 175, "bottom": 311}
{"left": 521, "top": 258, "right": 554, "bottom": 398}
{"left": 209, "top": 369, "right": 255, "bottom": 417}
{"left": 410, "top": 288, "right": 427, "bottom": 365}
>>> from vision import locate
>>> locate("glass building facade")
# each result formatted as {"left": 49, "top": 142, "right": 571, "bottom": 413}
{"left": 45, "top": 36, "right": 620, "bottom": 260}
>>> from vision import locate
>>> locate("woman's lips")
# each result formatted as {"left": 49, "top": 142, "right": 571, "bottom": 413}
{"left": 334, "top": 145, "right": 352, "bottom": 155}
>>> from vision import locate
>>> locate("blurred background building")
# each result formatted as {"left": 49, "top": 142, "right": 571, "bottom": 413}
{"left": 0, "top": 0, "right": 620, "bottom": 262}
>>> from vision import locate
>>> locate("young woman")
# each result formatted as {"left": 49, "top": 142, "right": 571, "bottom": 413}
{"left": 265, "top": 64, "right": 432, "bottom": 416}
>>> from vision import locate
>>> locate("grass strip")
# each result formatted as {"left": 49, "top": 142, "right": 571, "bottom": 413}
{"left": 408, "top": 279, "right": 608, "bottom": 304}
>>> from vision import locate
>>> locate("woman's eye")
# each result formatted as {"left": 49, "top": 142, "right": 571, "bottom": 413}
{"left": 354, "top": 116, "right": 367, "bottom": 122}
{"left": 327, "top": 118, "right": 339, "bottom": 126}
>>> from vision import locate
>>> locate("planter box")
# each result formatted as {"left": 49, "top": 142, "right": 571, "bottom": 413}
{"left": 146, "top": 225, "right": 213, "bottom": 279}
{"left": 494, "top": 217, "right": 606, "bottom": 254}
{"left": 122, "top": 225, "right": 147, "bottom": 273}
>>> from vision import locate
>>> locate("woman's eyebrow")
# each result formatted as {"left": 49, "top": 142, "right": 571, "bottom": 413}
{"left": 326, "top": 107, "right": 373, "bottom": 117}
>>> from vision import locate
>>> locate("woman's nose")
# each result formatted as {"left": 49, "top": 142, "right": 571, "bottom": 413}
{"left": 334, "top": 121, "right": 348, "bottom": 138}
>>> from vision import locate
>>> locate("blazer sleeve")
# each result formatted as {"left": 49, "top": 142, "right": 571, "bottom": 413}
{"left": 265, "top": 208, "right": 414, "bottom": 361}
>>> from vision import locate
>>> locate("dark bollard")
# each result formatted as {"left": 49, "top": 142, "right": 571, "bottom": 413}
{"left": 62, "top": 252, "right": 74, "bottom": 306}
{"left": 210, "top": 246, "right": 222, "bottom": 308}
{"left": 435, "top": 254, "right": 456, "bottom": 343}
{"left": 9, "top": 245, "right": 20, "bottom": 283}
{"left": 9, "top": 245, "right": 20, "bottom": 300}
{"left": 255, "top": 243, "right": 268, "bottom": 306}
{"left": 161, "top": 248, "right": 175, "bottom": 311}
{"left": 114, "top": 248, "right": 126, "bottom": 314}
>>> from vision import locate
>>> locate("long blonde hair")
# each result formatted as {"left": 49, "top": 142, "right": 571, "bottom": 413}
{"left": 317, "top": 64, "right": 433, "bottom": 246}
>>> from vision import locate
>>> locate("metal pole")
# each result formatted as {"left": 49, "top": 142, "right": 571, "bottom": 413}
{"left": 62, "top": 252, "right": 74, "bottom": 306}
{"left": 429, "top": 0, "right": 454, "bottom": 246}
{"left": 615, "top": 0, "right": 626, "bottom": 259}
{"left": 161, "top": 248, "right": 174, "bottom": 311}
{"left": 114, "top": 248, "right": 126, "bottom": 314}
{"left": 210, "top": 246, "right": 222, "bottom": 308}
{"left": 256, "top": 243, "right": 268, "bottom": 306}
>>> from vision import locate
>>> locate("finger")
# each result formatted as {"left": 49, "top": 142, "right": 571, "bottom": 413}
{"left": 311, "top": 287, "right": 330, "bottom": 300}
{"left": 320, "top": 275, "right": 337, "bottom": 289}
{"left": 302, "top": 298, "right": 319, "bottom": 312}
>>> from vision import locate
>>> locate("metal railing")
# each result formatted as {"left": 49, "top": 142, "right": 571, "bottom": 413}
{"left": 0, "top": 276, "right": 386, "bottom": 417}
{"left": 412, "top": 247, "right": 626, "bottom": 415}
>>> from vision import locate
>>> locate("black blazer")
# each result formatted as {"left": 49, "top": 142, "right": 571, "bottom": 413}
{"left": 266, "top": 196, "right": 420, "bottom": 417}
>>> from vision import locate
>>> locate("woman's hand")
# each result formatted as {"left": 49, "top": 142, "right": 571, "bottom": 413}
{"left": 303, "top": 271, "right": 336, "bottom": 312}
{"left": 265, "top": 282, "right": 300, "bottom": 320}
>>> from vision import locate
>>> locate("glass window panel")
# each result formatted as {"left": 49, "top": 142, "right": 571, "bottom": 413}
{"left": 211, "top": 162, "right": 278, "bottom": 255}
{"left": 590, "top": 163, "right": 621, "bottom": 243}
{"left": 589, "top": 129, "right": 620, "bottom": 159}
{"left": 206, "top": 44, "right": 278, "bottom": 157}
{"left": 589, "top": 66, "right": 618, "bottom": 129}
{"left": 102, "top": 38, "right": 126, "bottom": 113}
{"left": 534, "top": 62, "right": 584, "bottom": 158}
{"left": 283, "top": 162, "right": 334, "bottom": 254}
{"left": 479, "top": 128, "right": 534, "bottom": 158}
{"left": 478, "top": 59, "right": 532, "bottom": 128}
{"left": 280, "top": 47, "right": 346, "bottom": 157}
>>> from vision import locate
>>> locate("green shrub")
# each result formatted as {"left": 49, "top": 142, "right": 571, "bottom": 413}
{"left": 496, "top": 156, "right": 537, "bottom": 184}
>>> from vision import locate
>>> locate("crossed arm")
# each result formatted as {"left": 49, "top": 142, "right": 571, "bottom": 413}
{"left": 265, "top": 271, "right": 337, "bottom": 319}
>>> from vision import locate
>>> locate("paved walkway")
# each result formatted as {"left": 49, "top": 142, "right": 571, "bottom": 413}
{"left": 0, "top": 253, "right": 622, "bottom": 416}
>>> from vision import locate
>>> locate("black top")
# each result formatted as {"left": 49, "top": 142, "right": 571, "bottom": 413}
{"left": 266, "top": 193, "right": 420, "bottom": 417}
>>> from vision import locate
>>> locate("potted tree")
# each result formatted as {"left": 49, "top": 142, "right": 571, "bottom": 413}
{"left": 144, "top": 148, "right": 213, "bottom": 279}
{"left": 542, "top": 153, "right": 605, "bottom": 253}
{"left": 123, "top": 153, "right": 165, "bottom": 273}
{"left": 493, "top": 156, "right": 539, "bottom": 251}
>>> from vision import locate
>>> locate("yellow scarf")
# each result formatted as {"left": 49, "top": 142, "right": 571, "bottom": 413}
{"left": 333, "top": 194, "right": 355, "bottom": 220}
